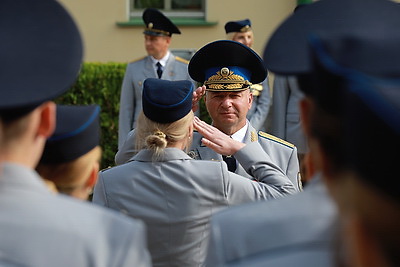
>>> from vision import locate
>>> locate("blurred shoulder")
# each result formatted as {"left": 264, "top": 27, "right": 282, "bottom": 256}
{"left": 128, "top": 56, "right": 147, "bottom": 65}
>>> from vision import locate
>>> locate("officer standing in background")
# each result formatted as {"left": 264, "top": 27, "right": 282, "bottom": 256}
{"left": 118, "top": 8, "right": 193, "bottom": 149}
{"left": 225, "top": 19, "right": 271, "bottom": 131}
{"left": 0, "top": 1, "right": 151, "bottom": 266}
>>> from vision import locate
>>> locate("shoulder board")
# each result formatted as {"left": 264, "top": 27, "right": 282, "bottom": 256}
{"left": 129, "top": 56, "right": 146, "bottom": 64}
{"left": 175, "top": 56, "right": 189, "bottom": 64}
{"left": 258, "top": 131, "right": 295, "bottom": 149}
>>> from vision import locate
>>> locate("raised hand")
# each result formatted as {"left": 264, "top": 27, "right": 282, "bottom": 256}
{"left": 191, "top": 85, "right": 206, "bottom": 113}
{"left": 193, "top": 116, "right": 245, "bottom": 156}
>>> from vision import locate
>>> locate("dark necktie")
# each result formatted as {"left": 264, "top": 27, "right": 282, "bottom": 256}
{"left": 156, "top": 62, "right": 163, "bottom": 79}
{"left": 223, "top": 155, "right": 237, "bottom": 172}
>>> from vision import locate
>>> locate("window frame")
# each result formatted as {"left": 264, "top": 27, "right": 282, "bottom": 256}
{"left": 129, "top": 0, "right": 206, "bottom": 20}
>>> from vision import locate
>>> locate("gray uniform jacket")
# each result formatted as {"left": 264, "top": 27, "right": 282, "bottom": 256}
{"left": 114, "top": 124, "right": 301, "bottom": 191}
{"left": 118, "top": 53, "right": 192, "bottom": 149}
{"left": 189, "top": 123, "right": 302, "bottom": 191}
{"left": 205, "top": 174, "right": 339, "bottom": 267}
{"left": 93, "top": 142, "right": 296, "bottom": 267}
{"left": 0, "top": 163, "right": 151, "bottom": 267}
{"left": 247, "top": 77, "right": 271, "bottom": 131}
{"left": 271, "top": 75, "right": 308, "bottom": 154}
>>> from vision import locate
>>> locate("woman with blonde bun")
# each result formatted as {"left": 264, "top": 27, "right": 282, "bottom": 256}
{"left": 93, "top": 78, "right": 295, "bottom": 267}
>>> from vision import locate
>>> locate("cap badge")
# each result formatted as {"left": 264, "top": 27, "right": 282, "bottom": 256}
{"left": 204, "top": 67, "right": 251, "bottom": 90}
{"left": 148, "top": 22, "right": 153, "bottom": 29}
{"left": 240, "top": 25, "right": 251, "bottom": 32}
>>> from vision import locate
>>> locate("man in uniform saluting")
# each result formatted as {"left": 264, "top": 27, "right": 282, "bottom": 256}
{"left": 188, "top": 40, "right": 301, "bottom": 191}
{"left": 118, "top": 8, "right": 193, "bottom": 149}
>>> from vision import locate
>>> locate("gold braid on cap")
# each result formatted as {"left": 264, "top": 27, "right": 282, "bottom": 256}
{"left": 205, "top": 67, "right": 252, "bottom": 91}
{"left": 145, "top": 22, "right": 170, "bottom": 36}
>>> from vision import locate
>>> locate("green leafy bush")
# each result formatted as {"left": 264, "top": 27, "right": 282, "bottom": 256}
{"left": 55, "top": 62, "right": 126, "bottom": 169}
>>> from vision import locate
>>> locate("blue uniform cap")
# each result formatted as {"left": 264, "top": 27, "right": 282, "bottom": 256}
{"left": 263, "top": 0, "right": 400, "bottom": 75}
{"left": 304, "top": 33, "right": 400, "bottom": 200}
{"left": 224, "top": 19, "right": 252, "bottom": 34}
{"left": 40, "top": 105, "right": 101, "bottom": 164}
{"left": 189, "top": 40, "right": 266, "bottom": 91}
{"left": 142, "top": 78, "right": 193, "bottom": 123}
{"left": 0, "top": 0, "right": 83, "bottom": 118}
{"left": 142, "top": 8, "right": 181, "bottom": 37}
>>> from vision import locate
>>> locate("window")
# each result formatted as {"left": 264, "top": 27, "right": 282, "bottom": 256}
{"left": 130, "top": 0, "right": 205, "bottom": 19}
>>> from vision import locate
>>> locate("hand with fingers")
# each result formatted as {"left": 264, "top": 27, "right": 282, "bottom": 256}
{"left": 193, "top": 116, "right": 245, "bottom": 156}
{"left": 192, "top": 85, "right": 206, "bottom": 113}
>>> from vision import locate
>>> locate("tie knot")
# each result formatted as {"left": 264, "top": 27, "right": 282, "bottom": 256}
{"left": 156, "top": 62, "right": 162, "bottom": 67}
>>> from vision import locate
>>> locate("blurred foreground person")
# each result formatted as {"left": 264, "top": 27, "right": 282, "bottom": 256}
{"left": 205, "top": 0, "right": 400, "bottom": 266}
{"left": 0, "top": 1, "right": 151, "bottom": 266}
{"left": 37, "top": 105, "right": 102, "bottom": 200}
{"left": 93, "top": 78, "right": 295, "bottom": 266}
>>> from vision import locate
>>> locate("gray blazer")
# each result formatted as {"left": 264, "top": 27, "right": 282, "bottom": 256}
{"left": 93, "top": 143, "right": 296, "bottom": 267}
{"left": 205, "top": 174, "right": 339, "bottom": 267}
{"left": 0, "top": 163, "right": 151, "bottom": 267}
{"left": 118, "top": 53, "right": 192, "bottom": 149}
{"left": 271, "top": 75, "right": 308, "bottom": 154}
{"left": 247, "top": 77, "right": 271, "bottom": 131}
{"left": 189, "top": 123, "right": 302, "bottom": 191}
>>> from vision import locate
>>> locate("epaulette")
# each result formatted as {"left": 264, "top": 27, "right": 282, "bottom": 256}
{"left": 129, "top": 56, "right": 146, "bottom": 64}
{"left": 175, "top": 56, "right": 189, "bottom": 64}
{"left": 258, "top": 131, "right": 295, "bottom": 149}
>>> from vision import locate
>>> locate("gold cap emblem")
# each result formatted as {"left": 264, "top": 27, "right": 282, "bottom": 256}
{"left": 204, "top": 67, "right": 252, "bottom": 91}
{"left": 148, "top": 22, "right": 153, "bottom": 29}
{"left": 240, "top": 25, "right": 251, "bottom": 32}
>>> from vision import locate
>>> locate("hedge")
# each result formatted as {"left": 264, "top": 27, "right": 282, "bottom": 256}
{"left": 55, "top": 62, "right": 209, "bottom": 169}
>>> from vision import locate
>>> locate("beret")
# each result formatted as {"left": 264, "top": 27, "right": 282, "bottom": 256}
{"left": 263, "top": 0, "right": 400, "bottom": 75}
{"left": 40, "top": 105, "right": 101, "bottom": 164}
{"left": 0, "top": 0, "right": 82, "bottom": 116}
{"left": 142, "top": 78, "right": 193, "bottom": 123}
{"left": 224, "top": 19, "right": 252, "bottom": 34}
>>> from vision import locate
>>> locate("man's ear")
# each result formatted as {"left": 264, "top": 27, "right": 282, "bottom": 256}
{"left": 188, "top": 123, "right": 194, "bottom": 139}
{"left": 248, "top": 90, "right": 253, "bottom": 108}
{"left": 85, "top": 161, "right": 99, "bottom": 189}
{"left": 37, "top": 102, "right": 56, "bottom": 138}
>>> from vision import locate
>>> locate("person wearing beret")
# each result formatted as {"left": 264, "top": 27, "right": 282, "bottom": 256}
{"left": 188, "top": 40, "right": 302, "bottom": 191}
{"left": 118, "top": 8, "right": 194, "bottom": 149}
{"left": 0, "top": 1, "right": 151, "bottom": 266}
{"left": 93, "top": 78, "right": 296, "bottom": 266}
{"left": 36, "top": 105, "right": 102, "bottom": 200}
{"left": 225, "top": 19, "right": 271, "bottom": 132}
{"left": 204, "top": 0, "right": 400, "bottom": 266}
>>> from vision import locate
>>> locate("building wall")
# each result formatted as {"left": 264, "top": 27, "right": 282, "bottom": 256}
{"left": 59, "top": 0, "right": 297, "bottom": 63}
